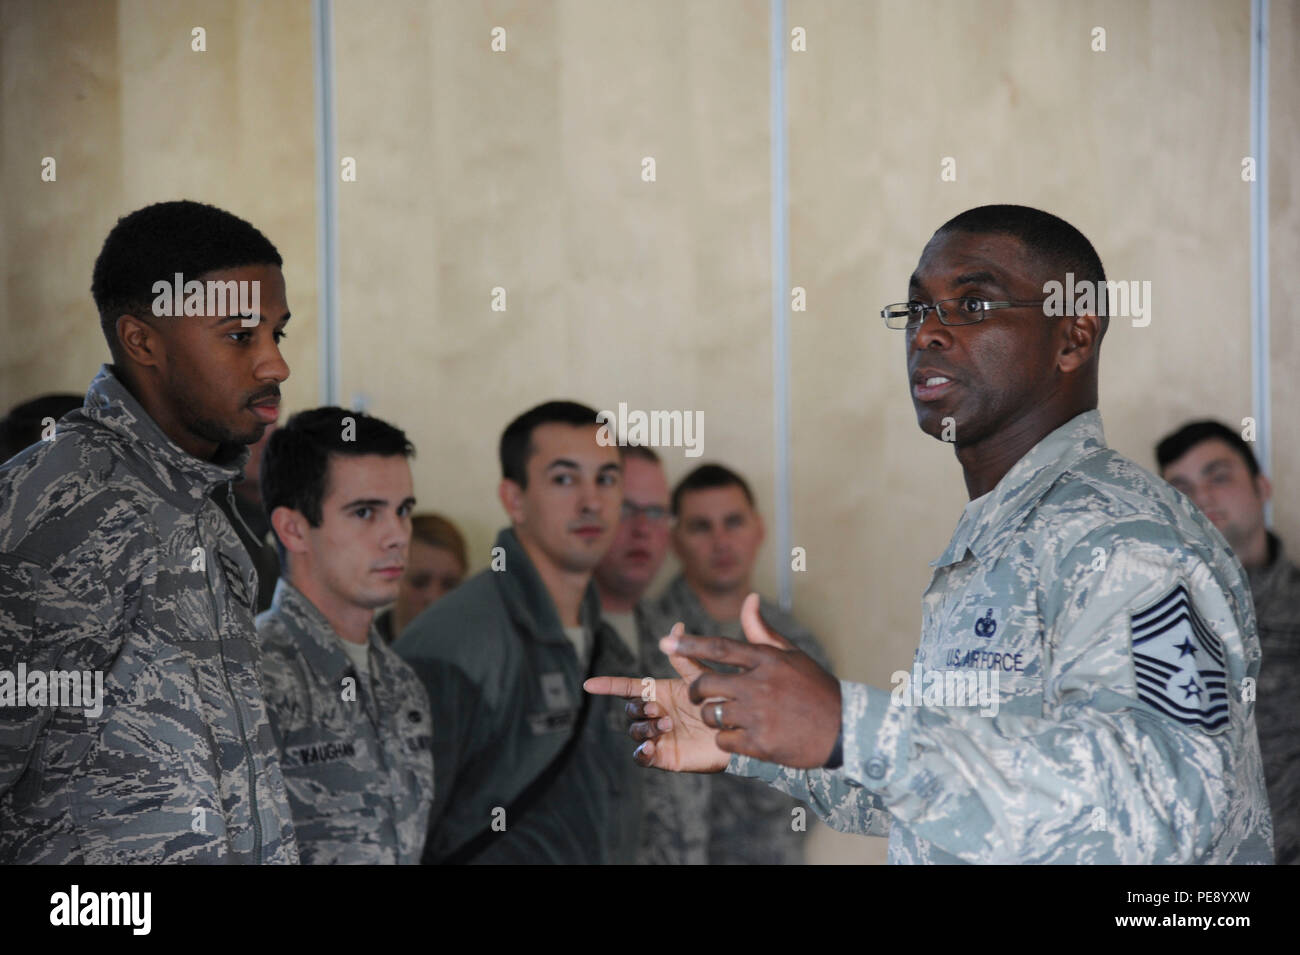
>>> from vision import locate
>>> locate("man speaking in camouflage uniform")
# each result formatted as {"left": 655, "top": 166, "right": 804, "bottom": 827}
{"left": 257, "top": 408, "right": 433, "bottom": 864}
{"left": 0, "top": 200, "right": 298, "bottom": 863}
{"left": 588, "top": 205, "right": 1274, "bottom": 864}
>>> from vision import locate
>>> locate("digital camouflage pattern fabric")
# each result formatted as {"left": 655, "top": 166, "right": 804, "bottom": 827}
{"left": 1246, "top": 532, "right": 1300, "bottom": 864}
{"left": 629, "top": 599, "right": 710, "bottom": 865}
{"left": 0, "top": 365, "right": 298, "bottom": 864}
{"left": 730, "top": 410, "right": 1274, "bottom": 864}
{"left": 257, "top": 578, "right": 433, "bottom": 864}
{"left": 642, "top": 575, "right": 832, "bottom": 865}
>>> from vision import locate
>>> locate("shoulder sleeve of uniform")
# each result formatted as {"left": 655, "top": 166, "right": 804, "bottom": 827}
{"left": 833, "top": 524, "right": 1270, "bottom": 863}
{"left": 0, "top": 531, "right": 142, "bottom": 798}
{"left": 1, "top": 484, "right": 168, "bottom": 801}
{"left": 0, "top": 554, "right": 49, "bottom": 796}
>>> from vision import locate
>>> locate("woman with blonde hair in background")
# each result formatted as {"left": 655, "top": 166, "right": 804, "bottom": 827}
{"left": 376, "top": 513, "right": 468, "bottom": 642}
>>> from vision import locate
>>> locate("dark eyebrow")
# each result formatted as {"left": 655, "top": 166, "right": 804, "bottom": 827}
{"left": 213, "top": 311, "right": 292, "bottom": 328}
{"left": 953, "top": 270, "right": 1001, "bottom": 288}
{"left": 598, "top": 462, "right": 622, "bottom": 474}
{"left": 546, "top": 458, "right": 580, "bottom": 471}
{"left": 909, "top": 268, "right": 1011, "bottom": 299}
{"left": 1203, "top": 458, "right": 1234, "bottom": 474}
{"left": 342, "top": 498, "right": 388, "bottom": 510}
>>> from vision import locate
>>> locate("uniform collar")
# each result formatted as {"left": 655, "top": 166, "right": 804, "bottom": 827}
{"left": 661, "top": 573, "right": 781, "bottom": 633}
{"left": 1247, "top": 532, "right": 1294, "bottom": 600}
{"left": 82, "top": 364, "right": 248, "bottom": 508}
{"left": 932, "top": 409, "right": 1108, "bottom": 569}
{"left": 268, "top": 577, "right": 378, "bottom": 685}
{"left": 492, "top": 527, "right": 606, "bottom": 647}
{"left": 663, "top": 574, "right": 717, "bottom": 632}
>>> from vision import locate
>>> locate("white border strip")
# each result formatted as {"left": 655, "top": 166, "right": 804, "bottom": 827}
{"left": 313, "top": 0, "right": 341, "bottom": 406}
{"left": 770, "top": 0, "right": 792, "bottom": 610}
{"left": 1250, "top": 0, "right": 1271, "bottom": 517}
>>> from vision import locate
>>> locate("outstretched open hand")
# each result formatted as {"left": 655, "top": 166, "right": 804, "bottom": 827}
{"left": 586, "top": 594, "right": 843, "bottom": 772}
{"left": 584, "top": 623, "right": 730, "bottom": 773}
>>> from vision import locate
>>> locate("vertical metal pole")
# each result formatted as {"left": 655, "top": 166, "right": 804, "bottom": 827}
{"left": 313, "top": 0, "right": 341, "bottom": 406}
{"left": 771, "top": 0, "right": 792, "bottom": 610}
{"left": 1250, "top": 0, "right": 1271, "bottom": 520}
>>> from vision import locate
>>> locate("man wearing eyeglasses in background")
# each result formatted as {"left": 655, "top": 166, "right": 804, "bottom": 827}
{"left": 588, "top": 204, "right": 1273, "bottom": 864}
{"left": 594, "top": 446, "right": 674, "bottom": 668}
{"left": 592, "top": 445, "right": 707, "bottom": 863}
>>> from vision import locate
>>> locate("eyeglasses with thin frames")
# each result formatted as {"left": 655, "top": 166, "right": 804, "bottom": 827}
{"left": 880, "top": 297, "right": 1049, "bottom": 330}
{"left": 621, "top": 501, "right": 671, "bottom": 525}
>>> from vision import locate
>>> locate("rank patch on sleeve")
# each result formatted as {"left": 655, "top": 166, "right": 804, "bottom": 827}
{"left": 1130, "top": 582, "right": 1228, "bottom": 734}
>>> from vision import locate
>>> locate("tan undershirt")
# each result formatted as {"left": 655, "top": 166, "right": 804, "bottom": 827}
{"left": 604, "top": 610, "right": 640, "bottom": 659}
{"left": 562, "top": 624, "right": 589, "bottom": 666}
{"left": 337, "top": 635, "right": 370, "bottom": 675}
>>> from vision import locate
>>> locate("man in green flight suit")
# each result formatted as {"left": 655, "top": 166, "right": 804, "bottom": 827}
{"left": 396, "top": 400, "right": 641, "bottom": 864}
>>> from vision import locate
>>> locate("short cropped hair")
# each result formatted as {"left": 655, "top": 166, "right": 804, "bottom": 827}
{"left": 261, "top": 407, "right": 415, "bottom": 537}
{"left": 936, "top": 204, "right": 1108, "bottom": 331}
{"left": 1156, "top": 420, "right": 1260, "bottom": 478}
{"left": 671, "top": 463, "right": 756, "bottom": 518}
{"left": 410, "top": 513, "right": 468, "bottom": 571}
{"left": 499, "top": 400, "right": 604, "bottom": 489}
{"left": 91, "top": 200, "right": 282, "bottom": 360}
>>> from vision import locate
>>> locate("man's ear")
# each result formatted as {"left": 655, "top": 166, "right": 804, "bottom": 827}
{"left": 498, "top": 478, "right": 526, "bottom": 525}
{"left": 1256, "top": 473, "right": 1273, "bottom": 505}
{"left": 1056, "top": 311, "right": 1101, "bottom": 374}
{"left": 270, "top": 506, "right": 310, "bottom": 559}
{"left": 116, "top": 314, "right": 165, "bottom": 371}
{"left": 754, "top": 509, "right": 766, "bottom": 545}
{"left": 669, "top": 520, "right": 687, "bottom": 560}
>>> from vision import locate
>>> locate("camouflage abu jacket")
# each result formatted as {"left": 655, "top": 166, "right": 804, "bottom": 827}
{"left": 730, "top": 410, "right": 1274, "bottom": 864}
{"left": 257, "top": 578, "right": 433, "bottom": 864}
{"left": 0, "top": 364, "right": 298, "bottom": 863}
{"left": 1246, "top": 532, "right": 1300, "bottom": 864}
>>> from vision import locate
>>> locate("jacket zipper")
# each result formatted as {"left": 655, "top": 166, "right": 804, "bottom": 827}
{"left": 225, "top": 480, "right": 262, "bottom": 546}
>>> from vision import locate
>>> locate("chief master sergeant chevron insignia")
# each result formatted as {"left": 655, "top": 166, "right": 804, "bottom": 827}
{"left": 1130, "top": 582, "right": 1229, "bottom": 735}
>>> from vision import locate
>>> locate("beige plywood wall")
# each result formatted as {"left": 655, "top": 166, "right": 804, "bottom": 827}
{"left": 0, "top": 0, "right": 319, "bottom": 414}
{"left": 1269, "top": 0, "right": 1300, "bottom": 590}
{"left": 331, "top": 0, "right": 777, "bottom": 579}
{"left": 2, "top": 0, "right": 1293, "bottom": 865}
